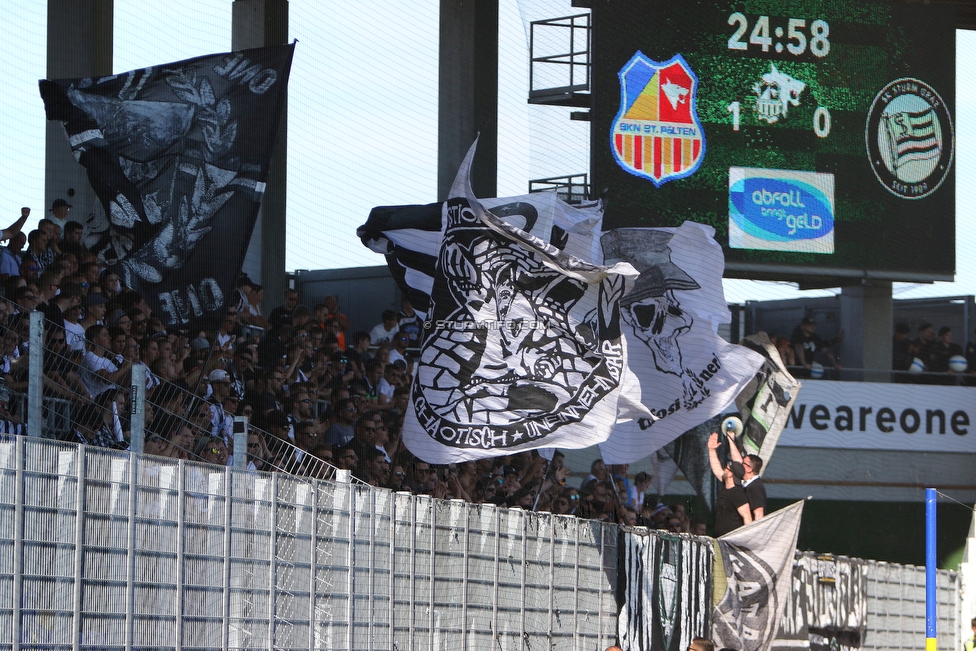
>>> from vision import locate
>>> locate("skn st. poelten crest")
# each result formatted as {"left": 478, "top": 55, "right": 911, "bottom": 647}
{"left": 611, "top": 52, "right": 705, "bottom": 187}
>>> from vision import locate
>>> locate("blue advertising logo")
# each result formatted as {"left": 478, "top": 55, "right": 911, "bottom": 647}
{"left": 729, "top": 167, "right": 835, "bottom": 254}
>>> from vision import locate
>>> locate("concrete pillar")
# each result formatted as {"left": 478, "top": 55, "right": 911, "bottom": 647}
{"left": 839, "top": 281, "right": 893, "bottom": 382}
{"left": 45, "top": 0, "right": 113, "bottom": 225}
{"left": 233, "top": 0, "right": 289, "bottom": 313}
{"left": 438, "top": 0, "right": 498, "bottom": 200}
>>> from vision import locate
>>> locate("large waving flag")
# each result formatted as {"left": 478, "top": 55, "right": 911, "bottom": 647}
{"left": 40, "top": 44, "right": 295, "bottom": 328}
{"left": 362, "top": 142, "right": 637, "bottom": 462}
{"left": 599, "top": 223, "right": 765, "bottom": 464}
{"left": 661, "top": 335, "right": 800, "bottom": 509}
{"left": 360, "top": 188, "right": 607, "bottom": 322}
{"left": 713, "top": 501, "right": 804, "bottom": 651}
{"left": 361, "top": 145, "right": 763, "bottom": 464}
{"left": 735, "top": 332, "right": 801, "bottom": 466}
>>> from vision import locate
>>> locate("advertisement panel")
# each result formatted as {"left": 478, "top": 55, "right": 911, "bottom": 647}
{"left": 590, "top": 0, "right": 955, "bottom": 282}
{"left": 777, "top": 381, "right": 974, "bottom": 452}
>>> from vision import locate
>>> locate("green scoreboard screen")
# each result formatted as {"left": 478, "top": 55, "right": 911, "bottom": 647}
{"left": 588, "top": 0, "right": 956, "bottom": 283}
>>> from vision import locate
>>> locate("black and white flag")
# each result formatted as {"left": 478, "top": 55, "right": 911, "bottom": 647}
{"left": 360, "top": 148, "right": 767, "bottom": 463}
{"left": 40, "top": 44, "right": 295, "bottom": 328}
{"left": 736, "top": 332, "right": 801, "bottom": 465}
{"left": 600, "top": 223, "right": 765, "bottom": 464}
{"left": 365, "top": 142, "right": 638, "bottom": 462}
{"left": 618, "top": 530, "right": 714, "bottom": 651}
{"left": 713, "top": 500, "right": 804, "bottom": 651}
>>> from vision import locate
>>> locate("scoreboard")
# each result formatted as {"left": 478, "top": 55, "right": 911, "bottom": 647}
{"left": 589, "top": 0, "right": 956, "bottom": 282}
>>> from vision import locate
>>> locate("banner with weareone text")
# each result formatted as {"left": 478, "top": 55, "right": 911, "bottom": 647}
{"left": 777, "top": 380, "right": 975, "bottom": 452}
{"left": 40, "top": 44, "right": 295, "bottom": 328}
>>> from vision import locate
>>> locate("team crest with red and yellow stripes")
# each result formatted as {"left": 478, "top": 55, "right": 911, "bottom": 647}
{"left": 611, "top": 52, "right": 705, "bottom": 187}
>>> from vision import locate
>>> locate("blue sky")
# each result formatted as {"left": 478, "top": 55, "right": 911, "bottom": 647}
{"left": 2, "top": 0, "right": 972, "bottom": 305}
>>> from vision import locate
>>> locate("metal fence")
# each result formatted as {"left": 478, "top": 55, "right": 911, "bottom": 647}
{"left": 0, "top": 434, "right": 618, "bottom": 651}
{"left": 0, "top": 433, "right": 964, "bottom": 651}
{"left": 863, "top": 561, "right": 960, "bottom": 651}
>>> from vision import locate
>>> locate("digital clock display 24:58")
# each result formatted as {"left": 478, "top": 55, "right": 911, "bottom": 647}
{"left": 591, "top": 0, "right": 955, "bottom": 282}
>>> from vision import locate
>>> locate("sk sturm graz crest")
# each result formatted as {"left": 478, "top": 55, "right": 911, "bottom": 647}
{"left": 866, "top": 78, "right": 953, "bottom": 200}
{"left": 611, "top": 52, "right": 705, "bottom": 186}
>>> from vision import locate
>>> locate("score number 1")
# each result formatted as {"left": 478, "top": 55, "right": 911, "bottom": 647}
{"left": 727, "top": 101, "right": 831, "bottom": 138}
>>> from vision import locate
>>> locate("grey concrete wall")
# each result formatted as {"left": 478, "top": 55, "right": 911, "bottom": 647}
{"left": 438, "top": 0, "right": 498, "bottom": 200}
{"left": 840, "top": 282, "right": 894, "bottom": 381}
{"left": 45, "top": 0, "right": 113, "bottom": 223}
{"left": 233, "top": 0, "right": 289, "bottom": 312}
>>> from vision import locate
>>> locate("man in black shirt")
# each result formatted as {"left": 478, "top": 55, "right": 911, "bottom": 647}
{"left": 268, "top": 289, "right": 300, "bottom": 330}
{"left": 707, "top": 432, "right": 753, "bottom": 536}
{"left": 891, "top": 322, "right": 916, "bottom": 377}
{"left": 741, "top": 454, "right": 767, "bottom": 520}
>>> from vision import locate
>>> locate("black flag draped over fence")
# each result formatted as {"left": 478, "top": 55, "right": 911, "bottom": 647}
{"left": 40, "top": 43, "right": 295, "bottom": 328}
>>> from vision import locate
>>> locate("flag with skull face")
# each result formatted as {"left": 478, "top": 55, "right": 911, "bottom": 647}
{"left": 401, "top": 142, "right": 638, "bottom": 463}
{"left": 599, "top": 223, "right": 765, "bottom": 464}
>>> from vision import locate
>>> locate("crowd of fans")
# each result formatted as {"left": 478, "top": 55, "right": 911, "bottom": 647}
{"left": 0, "top": 202, "right": 707, "bottom": 530}
{"left": 771, "top": 314, "right": 976, "bottom": 383}
{"left": 891, "top": 321, "right": 976, "bottom": 383}
{"left": 7, "top": 202, "right": 974, "bottom": 532}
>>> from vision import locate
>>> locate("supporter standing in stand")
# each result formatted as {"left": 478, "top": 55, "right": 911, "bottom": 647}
{"left": 891, "top": 322, "right": 916, "bottom": 380}
{"left": 791, "top": 316, "right": 842, "bottom": 376}
{"left": 0, "top": 231, "right": 26, "bottom": 280}
{"left": 707, "top": 432, "right": 752, "bottom": 536}
{"left": 268, "top": 288, "right": 300, "bottom": 329}
{"left": 398, "top": 298, "right": 422, "bottom": 346}
{"left": 914, "top": 323, "right": 938, "bottom": 378}
{"left": 740, "top": 455, "right": 766, "bottom": 520}
{"left": 369, "top": 309, "right": 399, "bottom": 345}
{"left": 926, "top": 326, "right": 964, "bottom": 383}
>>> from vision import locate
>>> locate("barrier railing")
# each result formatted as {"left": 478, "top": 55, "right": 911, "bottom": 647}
{"left": 0, "top": 435, "right": 619, "bottom": 650}
{"left": 0, "top": 302, "right": 337, "bottom": 481}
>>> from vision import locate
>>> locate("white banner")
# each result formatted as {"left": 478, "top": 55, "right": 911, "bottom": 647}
{"left": 777, "top": 381, "right": 975, "bottom": 452}
{"left": 398, "top": 141, "right": 639, "bottom": 462}
{"left": 599, "top": 223, "right": 765, "bottom": 464}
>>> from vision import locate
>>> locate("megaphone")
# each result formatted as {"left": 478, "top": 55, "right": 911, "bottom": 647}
{"left": 722, "top": 416, "right": 743, "bottom": 438}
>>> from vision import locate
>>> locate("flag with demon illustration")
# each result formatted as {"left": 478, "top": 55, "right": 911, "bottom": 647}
{"left": 361, "top": 143, "right": 764, "bottom": 463}
{"left": 363, "top": 143, "right": 638, "bottom": 462}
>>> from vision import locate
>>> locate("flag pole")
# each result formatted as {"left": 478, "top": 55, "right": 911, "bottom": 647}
{"left": 532, "top": 456, "right": 552, "bottom": 511}
{"left": 926, "top": 487, "right": 937, "bottom": 651}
